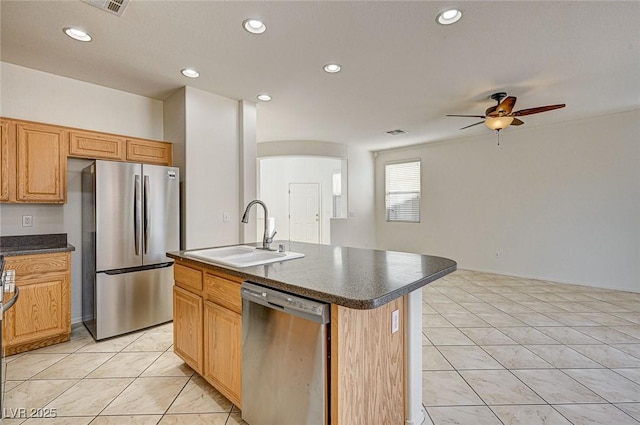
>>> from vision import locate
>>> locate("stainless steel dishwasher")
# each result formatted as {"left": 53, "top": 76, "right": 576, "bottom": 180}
{"left": 241, "top": 281, "right": 330, "bottom": 425}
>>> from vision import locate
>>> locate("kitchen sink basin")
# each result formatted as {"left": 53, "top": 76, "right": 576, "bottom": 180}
{"left": 184, "top": 245, "right": 305, "bottom": 268}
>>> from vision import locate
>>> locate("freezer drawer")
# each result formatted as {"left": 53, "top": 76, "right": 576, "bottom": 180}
{"left": 87, "top": 265, "right": 173, "bottom": 340}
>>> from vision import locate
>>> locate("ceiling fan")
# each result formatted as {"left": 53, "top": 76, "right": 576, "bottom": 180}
{"left": 447, "top": 92, "right": 566, "bottom": 132}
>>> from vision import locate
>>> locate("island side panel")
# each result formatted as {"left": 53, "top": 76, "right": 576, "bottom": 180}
{"left": 331, "top": 298, "right": 405, "bottom": 425}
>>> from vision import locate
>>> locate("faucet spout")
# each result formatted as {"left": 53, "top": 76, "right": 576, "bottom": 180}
{"left": 241, "top": 200, "right": 276, "bottom": 250}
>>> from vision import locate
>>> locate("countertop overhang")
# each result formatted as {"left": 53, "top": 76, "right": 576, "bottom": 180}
{"left": 168, "top": 241, "right": 456, "bottom": 309}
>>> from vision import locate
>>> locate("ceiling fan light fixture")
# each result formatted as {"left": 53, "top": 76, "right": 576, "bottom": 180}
{"left": 485, "top": 116, "right": 514, "bottom": 131}
{"left": 63, "top": 27, "right": 92, "bottom": 42}
{"left": 243, "top": 19, "right": 266, "bottom": 34}
{"left": 436, "top": 9, "right": 462, "bottom": 25}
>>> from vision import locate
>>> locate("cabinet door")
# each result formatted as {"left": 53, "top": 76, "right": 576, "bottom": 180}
{"left": 173, "top": 286, "right": 203, "bottom": 374}
{"left": 204, "top": 300, "right": 242, "bottom": 408}
{"left": 0, "top": 119, "right": 9, "bottom": 201}
{"left": 16, "top": 122, "right": 67, "bottom": 202}
{"left": 3, "top": 273, "right": 70, "bottom": 348}
{"left": 69, "top": 130, "right": 126, "bottom": 161}
{"left": 127, "top": 139, "right": 172, "bottom": 165}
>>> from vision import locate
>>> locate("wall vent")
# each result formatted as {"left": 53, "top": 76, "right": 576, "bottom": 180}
{"left": 386, "top": 129, "right": 407, "bottom": 136}
{"left": 82, "top": 0, "right": 130, "bottom": 17}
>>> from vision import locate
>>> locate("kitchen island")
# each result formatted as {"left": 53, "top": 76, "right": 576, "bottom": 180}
{"left": 167, "top": 241, "right": 456, "bottom": 425}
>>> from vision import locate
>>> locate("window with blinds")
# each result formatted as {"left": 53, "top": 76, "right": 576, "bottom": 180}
{"left": 385, "top": 160, "right": 421, "bottom": 222}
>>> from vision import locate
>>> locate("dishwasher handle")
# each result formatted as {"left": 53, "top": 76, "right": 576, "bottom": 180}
{"left": 241, "top": 281, "right": 330, "bottom": 325}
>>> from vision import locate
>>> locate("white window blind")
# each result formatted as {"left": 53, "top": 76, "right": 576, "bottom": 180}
{"left": 385, "top": 160, "right": 421, "bottom": 222}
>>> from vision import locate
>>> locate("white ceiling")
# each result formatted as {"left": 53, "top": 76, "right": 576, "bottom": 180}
{"left": 1, "top": 1, "right": 639, "bottom": 151}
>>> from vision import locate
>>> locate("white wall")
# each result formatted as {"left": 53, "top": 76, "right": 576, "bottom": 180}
{"left": 344, "top": 146, "right": 376, "bottom": 248}
{"left": 259, "top": 156, "right": 341, "bottom": 244}
{"left": 183, "top": 87, "right": 241, "bottom": 249}
{"left": 375, "top": 109, "right": 640, "bottom": 292}
{"left": 0, "top": 62, "right": 164, "bottom": 323}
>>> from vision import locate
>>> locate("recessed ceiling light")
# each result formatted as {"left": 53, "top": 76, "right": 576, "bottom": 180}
{"left": 63, "top": 27, "right": 92, "bottom": 42}
{"left": 436, "top": 9, "right": 462, "bottom": 25}
{"left": 323, "top": 63, "right": 341, "bottom": 73}
{"left": 181, "top": 68, "right": 200, "bottom": 78}
{"left": 257, "top": 94, "right": 272, "bottom": 102}
{"left": 243, "top": 19, "right": 266, "bottom": 34}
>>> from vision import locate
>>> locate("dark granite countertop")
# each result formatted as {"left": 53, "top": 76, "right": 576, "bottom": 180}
{"left": 167, "top": 241, "right": 456, "bottom": 309}
{"left": 0, "top": 234, "right": 75, "bottom": 256}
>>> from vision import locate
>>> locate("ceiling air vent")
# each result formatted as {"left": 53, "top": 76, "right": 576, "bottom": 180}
{"left": 386, "top": 129, "right": 407, "bottom": 136}
{"left": 82, "top": 0, "right": 130, "bottom": 17}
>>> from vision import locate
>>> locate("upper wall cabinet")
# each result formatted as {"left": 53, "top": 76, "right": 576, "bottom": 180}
{"left": 126, "top": 138, "right": 173, "bottom": 165}
{"left": 69, "top": 130, "right": 126, "bottom": 161}
{"left": 0, "top": 119, "right": 9, "bottom": 201}
{"left": 1, "top": 117, "right": 173, "bottom": 204}
{"left": 0, "top": 120, "right": 68, "bottom": 204}
{"left": 16, "top": 121, "right": 68, "bottom": 203}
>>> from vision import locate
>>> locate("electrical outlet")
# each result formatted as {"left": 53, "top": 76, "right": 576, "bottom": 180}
{"left": 391, "top": 309, "right": 399, "bottom": 334}
{"left": 22, "top": 215, "right": 33, "bottom": 227}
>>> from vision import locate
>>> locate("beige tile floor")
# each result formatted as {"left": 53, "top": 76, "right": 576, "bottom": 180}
{"left": 2, "top": 269, "right": 640, "bottom": 425}
{"left": 423, "top": 270, "right": 640, "bottom": 425}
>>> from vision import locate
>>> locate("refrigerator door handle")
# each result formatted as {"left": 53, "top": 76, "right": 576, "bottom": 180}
{"left": 144, "top": 175, "right": 150, "bottom": 254}
{"left": 134, "top": 175, "right": 141, "bottom": 256}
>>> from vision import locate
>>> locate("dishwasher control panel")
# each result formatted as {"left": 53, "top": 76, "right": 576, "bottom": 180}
{"left": 241, "top": 281, "right": 330, "bottom": 324}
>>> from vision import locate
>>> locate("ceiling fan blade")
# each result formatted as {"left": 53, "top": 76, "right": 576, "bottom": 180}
{"left": 460, "top": 121, "right": 485, "bottom": 130}
{"left": 485, "top": 105, "right": 497, "bottom": 116}
{"left": 447, "top": 114, "right": 486, "bottom": 118}
{"left": 498, "top": 96, "right": 517, "bottom": 114}
{"left": 511, "top": 118, "right": 524, "bottom": 126}
{"left": 512, "top": 104, "right": 566, "bottom": 117}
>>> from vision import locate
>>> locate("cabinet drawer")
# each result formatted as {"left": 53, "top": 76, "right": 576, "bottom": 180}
{"left": 69, "top": 131, "right": 126, "bottom": 161}
{"left": 5, "top": 252, "right": 69, "bottom": 278}
{"left": 175, "top": 263, "right": 203, "bottom": 293}
{"left": 204, "top": 274, "right": 241, "bottom": 314}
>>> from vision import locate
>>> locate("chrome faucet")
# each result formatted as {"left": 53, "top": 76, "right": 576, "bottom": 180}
{"left": 242, "top": 200, "right": 277, "bottom": 250}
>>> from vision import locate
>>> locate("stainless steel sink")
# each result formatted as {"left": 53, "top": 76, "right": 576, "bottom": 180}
{"left": 184, "top": 245, "right": 305, "bottom": 268}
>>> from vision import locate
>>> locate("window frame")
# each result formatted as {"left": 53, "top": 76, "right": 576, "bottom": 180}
{"left": 384, "top": 159, "right": 421, "bottom": 223}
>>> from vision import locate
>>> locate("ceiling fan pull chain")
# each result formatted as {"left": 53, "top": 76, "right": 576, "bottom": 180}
{"left": 497, "top": 130, "right": 500, "bottom": 146}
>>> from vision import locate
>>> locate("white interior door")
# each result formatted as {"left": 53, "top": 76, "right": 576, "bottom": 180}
{"left": 289, "top": 183, "right": 320, "bottom": 243}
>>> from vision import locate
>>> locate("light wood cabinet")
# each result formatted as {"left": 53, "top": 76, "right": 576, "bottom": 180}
{"left": 15, "top": 122, "right": 68, "bottom": 203}
{"left": 69, "top": 130, "right": 126, "bottom": 161}
{"left": 0, "top": 119, "right": 68, "bottom": 203}
{"left": 2, "top": 252, "right": 72, "bottom": 355}
{"left": 172, "top": 261, "right": 243, "bottom": 408}
{"left": 126, "top": 138, "right": 172, "bottom": 165}
{"left": 173, "top": 285, "right": 203, "bottom": 374}
{"left": 204, "top": 300, "right": 242, "bottom": 407}
{"left": 0, "top": 119, "right": 9, "bottom": 201}
{"left": 1, "top": 116, "right": 174, "bottom": 204}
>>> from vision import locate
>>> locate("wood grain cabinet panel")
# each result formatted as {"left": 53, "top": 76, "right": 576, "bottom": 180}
{"left": 0, "top": 119, "right": 9, "bottom": 201}
{"left": 15, "top": 121, "right": 67, "bottom": 203}
{"left": 173, "top": 285, "right": 203, "bottom": 374}
{"left": 69, "top": 130, "right": 126, "bottom": 161}
{"left": 203, "top": 300, "right": 242, "bottom": 408}
{"left": 126, "top": 139, "right": 172, "bottom": 165}
{"left": 2, "top": 252, "right": 71, "bottom": 355}
{"left": 204, "top": 273, "right": 242, "bottom": 314}
{"left": 174, "top": 263, "right": 203, "bottom": 293}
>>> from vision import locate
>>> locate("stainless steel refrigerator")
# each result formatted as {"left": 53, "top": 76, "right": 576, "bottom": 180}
{"left": 82, "top": 160, "right": 179, "bottom": 340}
